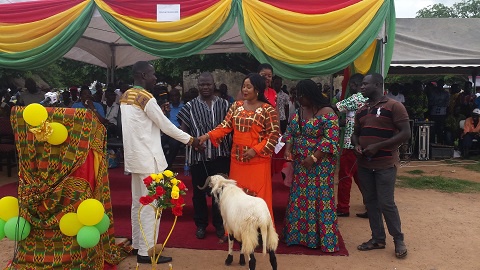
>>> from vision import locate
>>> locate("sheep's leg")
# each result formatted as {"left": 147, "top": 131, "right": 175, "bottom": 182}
{"left": 239, "top": 241, "right": 246, "bottom": 266}
{"left": 225, "top": 234, "right": 234, "bottom": 266}
{"left": 248, "top": 253, "right": 256, "bottom": 270}
{"left": 268, "top": 250, "right": 277, "bottom": 270}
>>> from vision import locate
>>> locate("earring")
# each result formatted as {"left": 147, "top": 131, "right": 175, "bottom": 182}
{"left": 256, "top": 92, "right": 259, "bottom": 96}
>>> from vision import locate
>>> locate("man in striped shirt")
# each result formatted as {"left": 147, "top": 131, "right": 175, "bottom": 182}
{"left": 177, "top": 72, "right": 232, "bottom": 240}
{"left": 352, "top": 73, "right": 410, "bottom": 259}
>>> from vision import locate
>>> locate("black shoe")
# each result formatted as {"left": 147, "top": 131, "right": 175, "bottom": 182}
{"left": 137, "top": 255, "right": 172, "bottom": 264}
{"left": 216, "top": 227, "right": 225, "bottom": 239}
{"left": 356, "top": 212, "right": 368, "bottom": 219}
{"left": 196, "top": 227, "right": 206, "bottom": 239}
{"left": 337, "top": 211, "right": 350, "bottom": 217}
{"left": 131, "top": 248, "right": 138, "bottom": 255}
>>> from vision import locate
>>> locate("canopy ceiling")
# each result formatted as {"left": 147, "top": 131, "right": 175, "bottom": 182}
{"left": 63, "top": 9, "right": 247, "bottom": 69}
{"left": 389, "top": 18, "right": 480, "bottom": 75}
{"left": 0, "top": 0, "right": 395, "bottom": 80}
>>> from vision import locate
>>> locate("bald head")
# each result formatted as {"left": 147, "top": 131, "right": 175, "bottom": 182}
{"left": 132, "top": 61, "right": 157, "bottom": 91}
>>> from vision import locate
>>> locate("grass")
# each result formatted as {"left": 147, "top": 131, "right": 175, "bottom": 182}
{"left": 463, "top": 163, "right": 480, "bottom": 173}
{"left": 397, "top": 175, "right": 480, "bottom": 193}
{"left": 463, "top": 161, "right": 480, "bottom": 173}
{"left": 405, "top": 170, "right": 424, "bottom": 175}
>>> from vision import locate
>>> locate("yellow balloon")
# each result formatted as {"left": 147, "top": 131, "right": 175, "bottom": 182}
{"left": 77, "top": 199, "right": 105, "bottom": 226}
{"left": 47, "top": 122, "right": 68, "bottom": 145}
{"left": 0, "top": 196, "right": 19, "bottom": 221}
{"left": 23, "top": 103, "right": 48, "bottom": 126}
{"left": 59, "top": 212, "right": 83, "bottom": 237}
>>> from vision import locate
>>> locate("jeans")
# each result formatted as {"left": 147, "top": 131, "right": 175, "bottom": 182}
{"left": 358, "top": 166, "right": 404, "bottom": 243}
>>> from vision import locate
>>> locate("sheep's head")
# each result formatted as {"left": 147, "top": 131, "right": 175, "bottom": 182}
{"left": 198, "top": 174, "right": 236, "bottom": 202}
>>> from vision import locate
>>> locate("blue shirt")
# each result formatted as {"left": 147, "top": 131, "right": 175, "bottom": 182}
{"left": 72, "top": 101, "right": 106, "bottom": 118}
{"left": 169, "top": 102, "right": 184, "bottom": 127}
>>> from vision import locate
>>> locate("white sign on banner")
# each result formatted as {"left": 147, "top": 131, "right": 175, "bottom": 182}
{"left": 157, "top": 4, "right": 180, "bottom": 22}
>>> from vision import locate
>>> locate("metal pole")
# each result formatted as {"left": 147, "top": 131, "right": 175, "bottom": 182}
{"left": 110, "top": 44, "right": 116, "bottom": 84}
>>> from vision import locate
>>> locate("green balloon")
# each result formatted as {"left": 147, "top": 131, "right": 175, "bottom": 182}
{"left": 4, "top": 217, "right": 31, "bottom": 241}
{"left": 94, "top": 214, "right": 110, "bottom": 235}
{"left": 76, "top": 226, "right": 100, "bottom": 248}
{"left": 0, "top": 219, "right": 5, "bottom": 239}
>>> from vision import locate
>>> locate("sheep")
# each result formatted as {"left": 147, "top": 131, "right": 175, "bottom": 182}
{"left": 198, "top": 174, "right": 278, "bottom": 270}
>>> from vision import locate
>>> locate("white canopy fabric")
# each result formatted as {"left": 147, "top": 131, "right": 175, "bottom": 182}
{"left": 68, "top": 16, "right": 480, "bottom": 76}
{"left": 62, "top": 8, "right": 247, "bottom": 70}
{"left": 390, "top": 18, "right": 480, "bottom": 74}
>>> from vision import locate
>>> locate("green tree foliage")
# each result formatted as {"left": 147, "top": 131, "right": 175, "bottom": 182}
{"left": 1, "top": 53, "right": 259, "bottom": 90}
{"left": 416, "top": 0, "right": 480, "bottom": 18}
{"left": 153, "top": 53, "right": 259, "bottom": 85}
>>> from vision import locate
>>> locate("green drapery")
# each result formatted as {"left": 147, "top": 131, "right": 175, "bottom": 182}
{"left": 0, "top": 1, "right": 94, "bottom": 70}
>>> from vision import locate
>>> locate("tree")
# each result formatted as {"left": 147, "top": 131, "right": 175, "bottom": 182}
{"left": 153, "top": 53, "right": 259, "bottom": 85}
{"left": 416, "top": 0, "right": 480, "bottom": 18}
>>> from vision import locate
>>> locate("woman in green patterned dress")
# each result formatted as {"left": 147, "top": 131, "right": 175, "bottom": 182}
{"left": 283, "top": 79, "right": 341, "bottom": 252}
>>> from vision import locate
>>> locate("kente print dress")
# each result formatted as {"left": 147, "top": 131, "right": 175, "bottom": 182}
{"left": 282, "top": 111, "right": 340, "bottom": 252}
{"left": 208, "top": 101, "right": 280, "bottom": 220}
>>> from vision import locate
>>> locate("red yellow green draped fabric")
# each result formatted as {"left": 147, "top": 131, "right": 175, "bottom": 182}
{"left": 0, "top": 0, "right": 395, "bottom": 79}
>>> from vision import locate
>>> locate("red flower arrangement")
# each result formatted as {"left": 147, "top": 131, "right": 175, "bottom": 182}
{"left": 139, "top": 170, "right": 187, "bottom": 216}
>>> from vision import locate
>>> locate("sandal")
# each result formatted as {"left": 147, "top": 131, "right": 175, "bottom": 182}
{"left": 394, "top": 240, "right": 408, "bottom": 258}
{"left": 357, "top": 239, "right": 386, "bottom": 251}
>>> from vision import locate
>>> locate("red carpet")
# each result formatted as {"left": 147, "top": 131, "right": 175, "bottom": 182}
{"left": 1, "top": 168, "right": 348, "bottom": 256}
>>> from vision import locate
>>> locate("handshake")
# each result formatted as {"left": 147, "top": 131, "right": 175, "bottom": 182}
{"left": 190, "top": 133, "right": 220, "bottom": 151}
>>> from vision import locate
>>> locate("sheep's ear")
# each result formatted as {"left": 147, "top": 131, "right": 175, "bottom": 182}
{"left": 217, "top": 173, "right": 229, "bottom": 179}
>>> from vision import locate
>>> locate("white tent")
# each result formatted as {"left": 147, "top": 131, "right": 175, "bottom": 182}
{"left": 61, "top": 9, "right": 247, "bottom": 82}
{"left": 67, "top": 16, "right": 480, "bottom": 79}
{"left": 389, "top": 18, "right": 480, "bottom": 76}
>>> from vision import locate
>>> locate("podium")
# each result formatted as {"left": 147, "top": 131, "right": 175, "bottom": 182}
{"left": 414, "top": 121, "right": 435, "bottom": 160}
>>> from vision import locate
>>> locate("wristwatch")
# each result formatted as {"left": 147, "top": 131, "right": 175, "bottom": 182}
{"left": 310, "top": 154, "right": 318, "bottom": 162}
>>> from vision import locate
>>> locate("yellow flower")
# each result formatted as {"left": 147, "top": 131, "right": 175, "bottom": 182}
{"left": 155, "top": 173, "right": 164, "bottom": 183}
{"left": 172, "top": 186, "right": 179, "bottom": 193}
{"left": 163, "top": 170, "right": 174, "bottom": 178}
{"left": 171, "top": 191, "right": 179, "bottom": 199}
{"left": 150, "top": 174, "right": 158, "bottom": 181}
{"left": 170, "top": 178, "right": 178, "bottom": 185}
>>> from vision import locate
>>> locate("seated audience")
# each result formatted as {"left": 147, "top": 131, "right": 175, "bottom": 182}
{"left": 17, "top": 78, "right": 45, "bottom": 106}
{"left": 461, "top": 108, "right": 480, "bottom": 158}
{"left": 72, "top": 86, "right": 108, "bottom": 125}
{"left": 105, "top": 91, "right": 120, "bottom": 138}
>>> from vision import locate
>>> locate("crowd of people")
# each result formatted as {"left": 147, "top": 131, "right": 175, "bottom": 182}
{"left": 381, "top": 80, "right": 480, "bottom": 157}
{"left": 114, "top": 61, "right": 413, "bottom": 264}
{"left": 6, "top": 60, "right": 480, "bottom": 265}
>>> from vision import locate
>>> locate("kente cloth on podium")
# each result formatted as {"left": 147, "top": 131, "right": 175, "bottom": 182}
{"left": 8, "top": 107, "right": 128, "bottom": 269}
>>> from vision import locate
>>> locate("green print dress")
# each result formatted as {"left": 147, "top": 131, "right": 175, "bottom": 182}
{"left": 282, "top": 111, "right": 340, "bottom": 252}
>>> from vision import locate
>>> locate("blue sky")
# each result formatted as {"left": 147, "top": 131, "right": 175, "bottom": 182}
{"left": 395, "top": 0, "right": 459, "bottom": 18}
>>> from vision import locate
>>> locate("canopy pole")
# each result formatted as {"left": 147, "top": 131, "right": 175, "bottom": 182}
{"left": 472, "top": 68, "right": 478, "bottom": 90}
{"left": 380, "top": 19, "right": 387, "bottom": 91}
{"left": 110, "top": 44, "right": 116, "bottom": 84}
